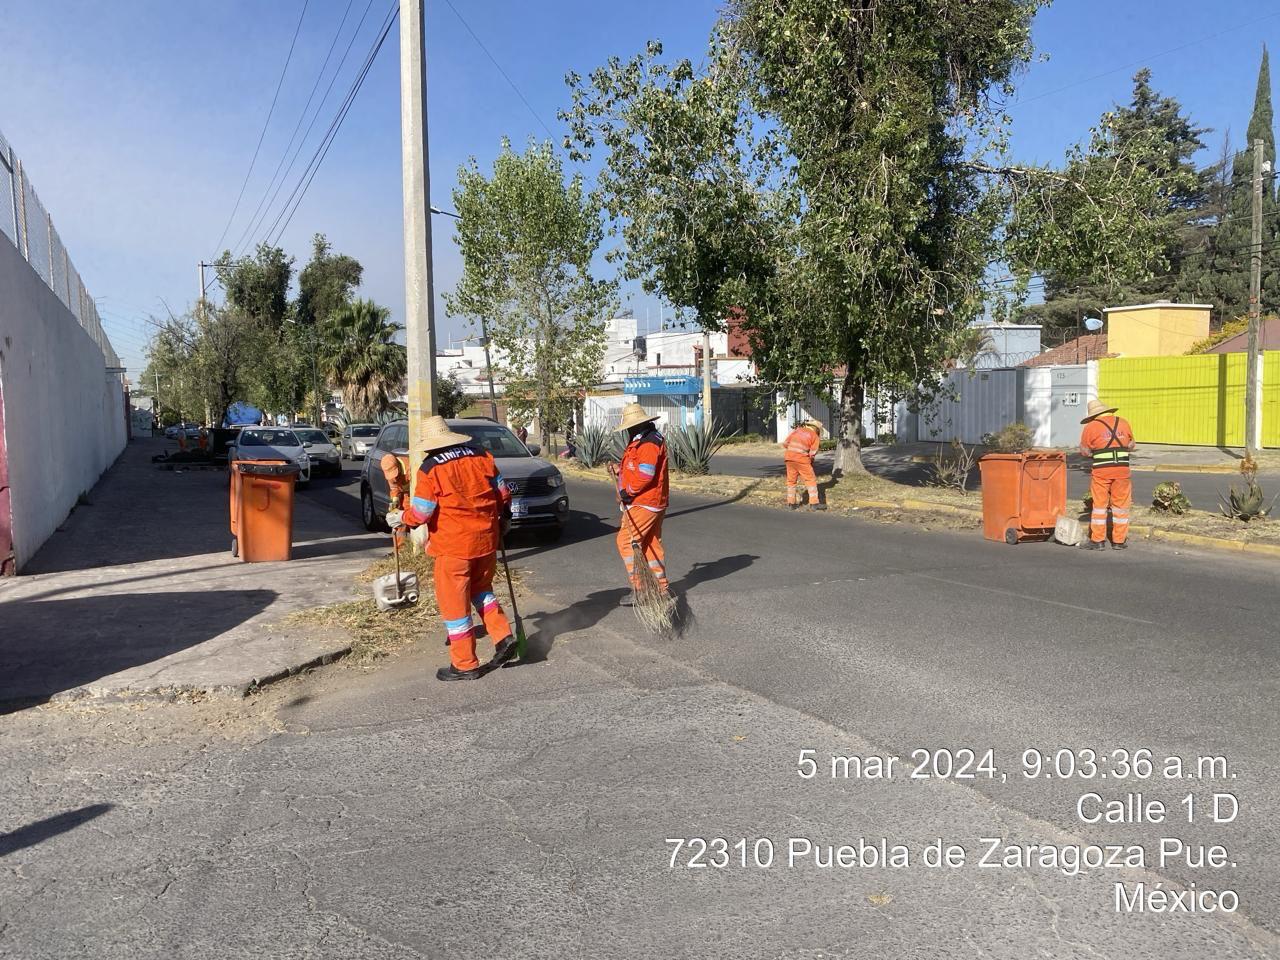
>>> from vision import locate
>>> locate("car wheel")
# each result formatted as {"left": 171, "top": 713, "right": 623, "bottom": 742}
{"left": 231, "top": 537, "right": 239, "bottom": 558}
{"left": 361, "top": 484, "right": 385, "bottom": 532}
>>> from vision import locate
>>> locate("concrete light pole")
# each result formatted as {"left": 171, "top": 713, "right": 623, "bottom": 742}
{"left": 401, "top": 0, "right": 438, "bottom": 446}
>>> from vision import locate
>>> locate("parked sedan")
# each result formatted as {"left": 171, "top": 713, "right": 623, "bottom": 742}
{"left": 340, "top": 423, "right": 380, "bottom": 460}
{"left": 359, "top": 418, "right": 568, "bottom": 541}
{"left": 292, "top": 426, "right": 342, "bottom": 477}
{"left": 227, "top": 427, "right": 311, "bottom": 486}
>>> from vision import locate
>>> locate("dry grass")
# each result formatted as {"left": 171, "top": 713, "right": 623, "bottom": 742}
{"left": 562, "top": 460, "right": 1280, "bottom": 544}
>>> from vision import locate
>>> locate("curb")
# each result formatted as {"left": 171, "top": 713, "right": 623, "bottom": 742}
{"left": 1129, "top": 464, "right": 1239, "bottom": 474}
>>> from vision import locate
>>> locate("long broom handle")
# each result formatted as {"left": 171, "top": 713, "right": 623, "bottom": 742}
{"left": 612, "top": 468, "right": 645, "bottom": 546}
{"left": 498, "top": 542, "right": 523, "bottom": 629}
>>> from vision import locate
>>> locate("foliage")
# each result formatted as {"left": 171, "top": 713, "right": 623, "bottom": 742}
{"left": 295, "top": 233, "right": 363, "bottom": 329}
{"left": 1219, "top": 455, "right": 1278, "bottom": 522}
{"left": 1019, "top": 69, "right": 1210, "bottom": 333}
{"left": 927, "top": 440, "right": 978, "bottom": 495}
{"left": 435, "top": 372, "right": 468, "bottom": 419}
{"left": 141, "top": 305, "right": 262, "bottom": 425}
{"left": 563, "top": 39, "right": 778, "bottom": 333}
{"left": 983, "top": 422, "right": 1035, "bottom": 453}
{"left": 666, "top": 421, "right": 728, "bottom": 475}
{"left": 214, "top": 243, "right": 294, "bottom": 329}
{"left": 1186, "top": 316, "right": 1251, "bottom": 354}
{"left": 576, "top": 422, "right": 620, "bottom": 468}
{"left": 719, "top": 432, "right": 764, "bottom": 445}
{"left": 1152, "top": 480, "right": 1192, "bottom": 515}
{"left": 443, "top": 140, "right": 615, "bottom": 450}
{"left": 322, "top": 299, "right": 406, "bottom": 420}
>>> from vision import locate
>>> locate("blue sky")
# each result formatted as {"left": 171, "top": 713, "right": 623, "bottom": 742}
{"left": 1, "top": 0, "right": 1277, "bottom": 381}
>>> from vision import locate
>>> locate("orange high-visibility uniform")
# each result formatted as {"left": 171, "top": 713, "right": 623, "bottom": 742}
{"left": 380, "top": 452, "right": 410, "bottom": 510}
{"left": 1081, "top": 415, "right": 1134, "bottom": 544}
{"left": 197, "top": 429, "right": 209, "bottom": 451}
{"left": 783, "top": 425, "right": 821, "bottom": 506}
{"left": 401, "top": 443, "right": 513, "bottom": 671}
{"left": 616, "top": 426, "right": 670, "bottom": 591}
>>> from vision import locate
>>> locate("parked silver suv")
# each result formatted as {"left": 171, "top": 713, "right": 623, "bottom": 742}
{"left": 359, "top": 418, "right": 569, "bottom": 541}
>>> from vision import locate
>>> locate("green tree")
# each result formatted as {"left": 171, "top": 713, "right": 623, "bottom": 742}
{"left": 295, "top": 233, "right": 363, "bottom": 329}
{"left": 1180, "top": 47, "right": 1280, "bottom": 322}
{"left": 322, "top": 299, "right": 406, "bottom": 419}
{"left": 435, "top": 372, "right": 467, "bottom": 419}
{"left": 1022, "top": 69, "right": 1210, "bottom": 333}
{"left": 443, "top": 140, "right": 615, "bottom": 449}
{"left": 142, "top": 306, "right": 260, "bottom": 425}
{"left": 214, "top": 243, "right": 294, "bottom": 329}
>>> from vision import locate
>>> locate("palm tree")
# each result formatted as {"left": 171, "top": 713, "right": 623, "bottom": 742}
{"left": 321, "top": 299, "right": 406, "bottom": 419}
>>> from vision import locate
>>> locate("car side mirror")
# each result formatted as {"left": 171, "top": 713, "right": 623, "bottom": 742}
{"left": 393, "top": 447, "right": 409, "bottom": 458}
{"left": 304, "top": 442, "right": 314, "bottom": 448}
{"left": 526, "top": 443, "right": 541, "bottom": 456}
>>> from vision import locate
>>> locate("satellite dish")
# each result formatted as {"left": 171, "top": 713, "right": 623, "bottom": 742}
{"left": 1083, "top": 316, "right": 1104, "bottom": 332}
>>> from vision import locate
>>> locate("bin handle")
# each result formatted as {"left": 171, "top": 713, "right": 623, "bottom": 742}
{"left": 252, "top": 483, "right": 272, "bottom": 512}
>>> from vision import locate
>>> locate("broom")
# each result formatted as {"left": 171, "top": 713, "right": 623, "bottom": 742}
{"left": 615, "top": 488, "right": 676, "bottom": 635}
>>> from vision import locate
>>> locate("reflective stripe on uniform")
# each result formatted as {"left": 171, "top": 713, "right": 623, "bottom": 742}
{"left": 471, "top": 590, "right": 498, "bottom": 611}
{"left": 411, "top": 496, "right": 437, "bottom": 516}
{"left": 444, "top": 616, "right": 474, "bottom": 637}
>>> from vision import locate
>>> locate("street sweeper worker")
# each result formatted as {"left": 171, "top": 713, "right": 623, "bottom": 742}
{"left": 386, "top": 415, "right": 518, "bottom": 681}
{"left": 1079, "top": 398, "right": 1135, "bottom": 550}
{"left": 782, "top": 418, "right": 825, "bottom": 510}
{"left": 608, "top": 403, "right": 671, "bottom": 598}
{"left": 380, "top": 449, "right": 410, "bottom": 511}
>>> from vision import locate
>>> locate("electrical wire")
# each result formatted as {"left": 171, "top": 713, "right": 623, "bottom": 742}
{"left": 262, "top": 0, "right": 399, "bottom": 247}
{"left": 210, "top": 0, "right": 311, "bottom": 257}
{"left": 230, "top": 0, "right": 361, "bottom": 258}
{"left": 439, "top": 0, "right": 557, "bottom": 141}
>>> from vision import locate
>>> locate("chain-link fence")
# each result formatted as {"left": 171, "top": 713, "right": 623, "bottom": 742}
{"left": 0, "top": 126, "right": 120, "bottom": 372}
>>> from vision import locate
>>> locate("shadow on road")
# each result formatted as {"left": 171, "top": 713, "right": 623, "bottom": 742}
{"left": 666, "top": 480, "right": 765, "bottom": 519}
{"left": 517, "top": 585, "right": 631, "bottom": 664}
{"left": 0, "top": 803, "right": 115, "bottom": 858}
{"left": 0, "top": 589, "right": 277, "bottom": 712}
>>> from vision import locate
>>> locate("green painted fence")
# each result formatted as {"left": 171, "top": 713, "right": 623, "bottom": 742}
{"left": 1098, "top": 352, "right": 1280, "bottom": 448}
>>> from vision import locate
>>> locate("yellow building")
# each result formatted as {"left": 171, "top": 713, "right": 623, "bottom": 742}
{"left": 1103, "top": 301, "right": 1211, "bottom": 357}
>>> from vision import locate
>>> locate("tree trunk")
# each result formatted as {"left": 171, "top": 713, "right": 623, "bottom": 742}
{"left": 833, "top": 370, "right": 867, "bottom": 477}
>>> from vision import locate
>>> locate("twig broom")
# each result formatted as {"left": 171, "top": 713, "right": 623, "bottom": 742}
{"left": 619, "top": 502, "right": 676, "bottom": 635}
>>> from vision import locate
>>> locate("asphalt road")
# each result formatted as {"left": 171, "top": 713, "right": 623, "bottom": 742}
{"left": 3, "top": 465, "right": 1278, "bottom": 958}
{"left": 714, "top": 451, "right": 1263, "bottom": 509}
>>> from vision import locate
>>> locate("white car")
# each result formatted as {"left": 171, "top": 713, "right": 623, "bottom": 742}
{"left": 227, "top": 427, "right": 311, "bottom": 486}
{"left": 340, "top": 423, "right": 380, "bottom": 460}
{"left": 292, "top": 426, "right": 342, "bottom": 477}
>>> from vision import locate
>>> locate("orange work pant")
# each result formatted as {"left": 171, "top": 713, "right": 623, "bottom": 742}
{"left": 785, "top": 457, "right": 819, "bottom": 505}
{"left": 616, "top": 507, "right": 668, "bottom": 592}
{"left": 1090, "top": 469, "right": 1132, "bottom": 544}
{"left": 434, "top": 553, "right": 512, "bottom": 672}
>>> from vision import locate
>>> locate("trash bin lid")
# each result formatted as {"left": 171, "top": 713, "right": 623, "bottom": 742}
{"left": 235, "top": 461, "right": 301, "bottom": 478}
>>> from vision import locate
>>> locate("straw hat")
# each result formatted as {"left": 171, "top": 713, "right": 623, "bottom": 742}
{"left": 1080, "top": 398, "right": 1118, "bottom": 424}
{"left": 615, "top": 402, "right": 659, "bottom": 432}
{"left": 804, "top": 418, "right": 824, "bottom": 431}
{"left": 418, "top": 415, "right": 472, "bottom": 451}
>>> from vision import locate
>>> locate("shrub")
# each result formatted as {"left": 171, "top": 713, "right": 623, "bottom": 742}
{"left": 983, "top": 422, "right": 1034, "bottom": 453}
{"left": 927, "top": 439, "right": 978, "bottom": 494}
{"left": 1152, "top": 481, "right": 1191, "bottom": 515}
{"left": 576, "top": 422, "right": 619, "bottom": 468}
{"left": 666, "top": 421, "right": 728, "bottom": 475}
{"left": 719, "top": 432, "right": 764, "bottom": 446}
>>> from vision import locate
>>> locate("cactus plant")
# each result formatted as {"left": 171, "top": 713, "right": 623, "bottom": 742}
{"left": 1218, "top": 455, "right": 1277, "bottom": 522}
{"left": 577, "top": 422, "right": 620, "bottom": 468}
{"left": 1151, "top": 481, "right": 1191, "bottom": 515}
{"left": 666, "top": 421, "right": 728, "bottom": 475}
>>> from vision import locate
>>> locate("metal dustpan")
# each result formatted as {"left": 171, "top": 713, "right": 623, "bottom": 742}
{"left": 373, "top": 534, "right": 419, "bottom": 611}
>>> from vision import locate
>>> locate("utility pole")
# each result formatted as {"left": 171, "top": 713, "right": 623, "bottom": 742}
{"left": 401, "top": 0, "right": 438, "bottom": 454}
{"left": 701, "top": 330, "right": 713, "bottom": 430}
{"left": 1246, "top": 138, "right": 1265, "bottom": 457}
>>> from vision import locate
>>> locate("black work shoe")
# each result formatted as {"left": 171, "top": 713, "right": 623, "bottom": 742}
{"left": 489, "top": 636, "right": 519, "bottom": 669}
{"left": 1083, "top": 540, "right": 1106, "bottom": 551}
{"left": 788, "top": 503, "right": 800, "bottom": 510}
{"left": 619, "top": 594, "right": 635, "bottom": 607}
{"left": 1111, "top": 541, "right": 1128, "bottom": 550}
{"left": 811, "top": 503, "right": 828, "bottom": 511}
{"left": 436, "top": 665, "right": 483, "bottom": 682}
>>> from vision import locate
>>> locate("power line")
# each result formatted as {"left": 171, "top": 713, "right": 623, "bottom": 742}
{"left": 231, "top": 0, "right": 361, "bottom": 258}
{"left": 210, "top": 0, "right": 311, "bottom": 258}
{"left": 263, "top": 0, "right": 399, "bottom": 247}
{"left": 439, "top": 0, "right": 557, "bottom": 142}
{"left": 1015, "top": 10, "right": 1280, "bottom": 107}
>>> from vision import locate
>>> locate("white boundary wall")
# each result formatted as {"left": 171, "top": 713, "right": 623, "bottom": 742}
{"left": 0, "top": 235, "right": 126, "bottom": 570}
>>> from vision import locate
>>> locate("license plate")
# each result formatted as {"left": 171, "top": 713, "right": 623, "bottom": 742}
{"left": 510, "top": 498, "right": 528, "bottom": 518}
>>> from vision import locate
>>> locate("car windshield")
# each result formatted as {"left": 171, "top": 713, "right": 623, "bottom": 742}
{"left": 239, "top": 429, "right": 300, "bottom": 448}
{"left": 456, "top": 423, "right": 529, "bottom": 458}
{"left": 294, "top": 429, "right": 328, "bottom": 444}
{"left": 352, "top": 425, "right": 379, "bottom": 438}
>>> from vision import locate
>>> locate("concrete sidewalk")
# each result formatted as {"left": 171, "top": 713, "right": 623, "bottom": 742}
{"left": 0, "top": 438, "right": 385, "bottom": 710}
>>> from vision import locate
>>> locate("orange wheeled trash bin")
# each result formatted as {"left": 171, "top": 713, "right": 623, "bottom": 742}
{"left": 978, "top": 451, "right": 1067, "bottom": 544}
{"left": 229, "top": 460, "right": 300, "bottom": 561}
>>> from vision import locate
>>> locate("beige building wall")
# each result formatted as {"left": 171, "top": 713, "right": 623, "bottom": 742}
{"left": 1103, "top": 302, "right": 1211, "bottom": 357}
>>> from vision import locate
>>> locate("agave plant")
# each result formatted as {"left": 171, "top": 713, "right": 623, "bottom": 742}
{"left": 1218, "top": 456, "right": 1277, "bottom": 522}
{"left": 577, "top": 422, "right": 619, "bottom": 468}
{"left": 666, "top": 421, "right": 728, "bottom": 475}
{"left": 1151, "top": 481, "right": 1191, "bottom": 515}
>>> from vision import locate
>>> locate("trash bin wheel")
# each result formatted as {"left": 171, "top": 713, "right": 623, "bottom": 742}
{"left": 1004, "top": 528, "right": 1019, "bottom": 545}
{"left": 231, "top": 536, "right": 239, "bottom": 558}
